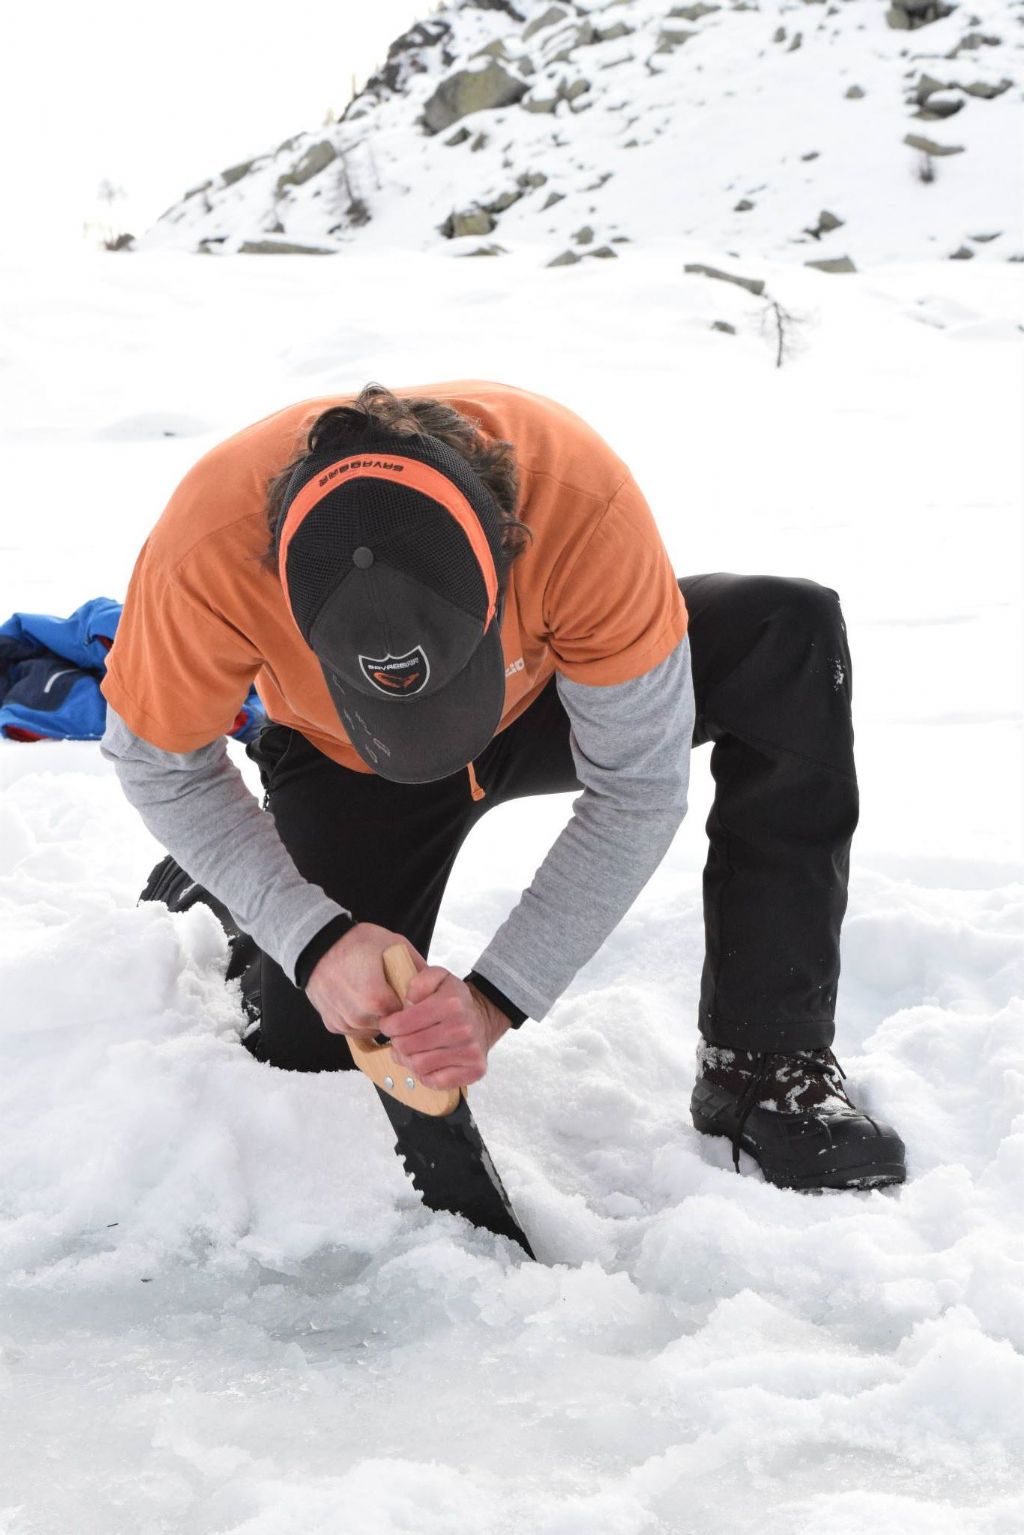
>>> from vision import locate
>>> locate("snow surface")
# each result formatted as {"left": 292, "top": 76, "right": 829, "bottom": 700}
{"left": 0, "top": 242, "right": 1022, "bottom": 1533}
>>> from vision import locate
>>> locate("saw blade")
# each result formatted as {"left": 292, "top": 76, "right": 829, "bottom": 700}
{"left": 375, "top": 1087, "right": 535, "bottom": 1259}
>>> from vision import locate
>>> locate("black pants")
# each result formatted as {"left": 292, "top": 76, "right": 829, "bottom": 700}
{"left": 141, "top": 574, "right": 858, "bottom": 1069}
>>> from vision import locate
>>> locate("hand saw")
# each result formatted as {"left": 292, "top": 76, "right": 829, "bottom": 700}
{"left": 347, "top": 944, "right": 535, "bottom": 1259}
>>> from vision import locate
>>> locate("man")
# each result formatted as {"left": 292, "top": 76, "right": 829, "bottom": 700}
{"left": 100, "top": 378, "right": 906, "bottom": 1191}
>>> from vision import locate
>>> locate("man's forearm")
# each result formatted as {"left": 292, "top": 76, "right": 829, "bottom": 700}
{"left": 101, "top": 707, "right": 350, "bottom": 983}
{"left": 472, "top": 637, "right": 694, "bottom": 1020}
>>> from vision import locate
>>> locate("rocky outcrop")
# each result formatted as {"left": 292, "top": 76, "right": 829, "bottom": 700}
{"left": 422, "top": 59, "right": 529, "bottom": 132}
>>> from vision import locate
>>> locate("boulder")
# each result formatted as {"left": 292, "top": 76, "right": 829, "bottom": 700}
{"left": 446, "top": 127, "right": 472, "bottom": 146}
{"left": 440, "top": 208, "right": 498, "bottom": 238}
{"left": 239, "top": 239, "right": 334, "bottom": 255}
{"left": 886, "top": 0, "right": 955, "bottom": 29}
{"left": 668, "top": 3, "right": 720, "bottom": 18}
{"left": 949, "top": 245, "right": 974, "bottom": 259}
{"left": 961, "top": 77, "right": 1011, "bottom": 99}
{"left": 547, "top": 248, "right": 581, "bottom": 266}
{"left": 734, "top": 198, "right": 755, "bottom": 211}
{"left": 523, "top": 5, "right": 570, "bottom": 41}
{"left": 585, "top": 245, "right": 618, "bottom": 258}
{"left": 422, "top": 60, "right": 529, "bottom": 134}
{"left": 711, "top": 320, "right": 736, "bottom": 334}
{"left": 221, "top": 159, "right": 256, "bottom": 188}
{"left": 484, "top": 189, "right": 524, "bottom": 212}
{"left": 573, "top": 224, "right": 594, "bottom": 243}
{"left": 457, "top": 243, "right": 509, "bottom": 256}
{"left": 655, "top": 28, "right": 695, "bottom": 51}
{"left": 845, "top": 84, "right": 865, "bottom": 98}
{"left": 904, "top": 132, "right": 965, "bottom": 155}
{"left": 517, "top": 171, "right": 548, "bottom": 189}
{"left": 541, "top": 191, "right": 566, "bottom": 209}
{"left": 683, "top": 262, "right": 765, "bottom": 296}
{"left": 594, "top": 21, "right": 633, "bottom": 41}
{"left": 914, "top": 93, "right": 964, "bottom": 119}
{"left": 275, "top": 141, "right": 337, "bottom": 193}
{"left": 804, "top": 255, "right": 857, "bottom": 272}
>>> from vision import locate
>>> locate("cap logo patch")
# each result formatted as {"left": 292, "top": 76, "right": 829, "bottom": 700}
{"left": 358, "top": 647, "right": 430, "bottom": 697}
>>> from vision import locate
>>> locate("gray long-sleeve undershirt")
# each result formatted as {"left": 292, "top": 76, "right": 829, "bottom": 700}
{"left": 100, "top": 635, "right": 693, "bottom": 1019}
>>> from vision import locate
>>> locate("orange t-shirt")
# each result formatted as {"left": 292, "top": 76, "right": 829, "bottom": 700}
{"left": 101, "top": 379, "right": 688, "bottom": 770}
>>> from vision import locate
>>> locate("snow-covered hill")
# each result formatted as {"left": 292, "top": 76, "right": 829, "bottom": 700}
{"left": 140, "top": 0, "right": 1022, "bottom": 267}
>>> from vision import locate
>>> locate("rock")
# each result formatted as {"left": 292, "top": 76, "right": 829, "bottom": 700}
{"left": 711, "top": 320, "right": 736, "bottom": 334}
{"left": 184, "top": 179, "right": 213, "bottom": 200}
{"left": 914, "top": 72, "right": 948, "bottom": 103}
{"left": 239, "top": 239, "right": 334, "bottom": 255}
{"left": 961, "top": 78, "right": 1012, "bottom": 99}
{"left": 516, "top": 171, "right": 548, "bottom": 189}
{"left": 773, "top": 26, "right": 786, "bottom": 42}
{"left": 562, "top": 78, "right": 591, "bottom": 102}
{"left": 104, "top": 233, "right": 135, "bottom": 252}
{"left": 546, "top": 21, "right": 596, "bottom": 62}
{"left": 465, "top": 0, "right": 524, "bottom": 13}
{"left": 471, "top": 132, "right": 489, "bottom": 151}
{"left": 787, "top": 31, "right": 802, "bottom": 51}
{"left": 523, "top": 5, "right": 569, "bottom": 41}
{"left": 655, "top": 27, "right": 695, "bottom": 51}
{"left": 573, "top": 224, "right": 594, "bottom": 243}
{"left": 886, "top": 0, "right": 955, "bottom": 29}
{"left": 805, "top": 255, "right": 857, "bottom": 272}
{"left": 221, "top": 159, "right": 256, "bottom": 188}
{"left": 801, "top": 150, "right": 820, "bottom": 161}
{"left": 668, "top": 2, "right": 720, "bottom": 18}
{"left": 471, "top": 39, "right": 513, "bottom": 60}
{"left": 276, "top": 141, "right": 337, "bottom": 193}
{"left": 594, "top": 21, "right": 634, "bottom": 41}
{"left": 818, "top": 209, "right": 844, "bottom": 232}
{"left": 586, "top": 245, "right": 618, "bottom": 258}
{"left": 446, "top": 127, "right": 472, "bottom": 146}
{"left": 440, "top": 208, "right": 497, "bottom": 238}
{"left": 949, "top": 245, "right": 974, "bottom": 259}
{"left": 541, "top": 191, "right": 566, "bottom": 209}
{"left": 950, "top": 31, "right": 1001, "bottom": 53}
{"left": 522, "top": 95, "right": 559, "bottom": 113}
{"left": 845, "top": 84, "right": 865, "bottom": 98}
{"left": 914, "top": 93, "right": 964, "bottom": 119}
{"left": 422, "top": 61, "right": 529, "bottom": 134}
{"left": 347, "top": 18, "right": 452, "bottom": 116}
{"left": 457, "top": 242, "right": 509, "bottom": 256}
{"left": 968, "top": 231, "right": 1001, "bottom": 242}
{"left": 484, "top": 189, "right": 524, "bottom": 212}
{"left": 904, "top": 132, "right": 965, "bottom": 155}
{"left": 684, "top": 262, "right": 765, "bottom": 296}
{"left": 547, "top": 248, "right": 582, "bottom": 266}
{"left": 734, "top": 198, "right": 755, "bottom": 211}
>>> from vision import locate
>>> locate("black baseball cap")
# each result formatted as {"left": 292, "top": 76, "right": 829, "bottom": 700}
{"left": 276, "top": 429, "right": 508, "bottom": 783}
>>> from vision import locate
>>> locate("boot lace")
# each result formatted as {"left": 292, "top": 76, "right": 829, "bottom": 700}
{"left": 731, "top": 1048, "right": 848, "bottom": 1173}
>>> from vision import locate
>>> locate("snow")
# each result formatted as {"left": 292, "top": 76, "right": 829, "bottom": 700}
{"left": 0, "top": 237, "right": 1022, "bottom": 1532}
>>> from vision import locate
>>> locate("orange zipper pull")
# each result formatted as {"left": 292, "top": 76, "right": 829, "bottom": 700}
{"left": 467, "top": 761, "right": 486, "bottom": 802}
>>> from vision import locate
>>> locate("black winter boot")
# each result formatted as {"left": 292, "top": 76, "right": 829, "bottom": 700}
{"left": 691, "top": 1042, "right": 906, "bottom": 1191}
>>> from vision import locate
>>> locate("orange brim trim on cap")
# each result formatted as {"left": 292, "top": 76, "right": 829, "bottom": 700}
{"left": 277, "top": 453, "right": 499, "bottom": 627}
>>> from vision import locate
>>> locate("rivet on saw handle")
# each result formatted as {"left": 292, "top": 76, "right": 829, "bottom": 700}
{"left": 346, "top": 943, "right": 463, "bottom": 1117}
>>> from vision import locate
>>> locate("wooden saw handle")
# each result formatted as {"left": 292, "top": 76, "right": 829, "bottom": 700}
{"left": 346, "top": 943, "right": 462, "bottom": 1117}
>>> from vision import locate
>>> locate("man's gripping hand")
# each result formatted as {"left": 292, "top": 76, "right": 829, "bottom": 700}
{"left": 305, "top": 922, "right": 427, "bottom": 1040}
{"left": 385, "top": 967, "right": 512, "bottom": 1089}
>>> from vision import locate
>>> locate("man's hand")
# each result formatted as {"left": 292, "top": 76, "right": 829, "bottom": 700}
{"left": 385, "top": 967, "right": 512, "bottom": 1089}
{"left": 305, "top": 922, "right": 426, "bottom": 1039}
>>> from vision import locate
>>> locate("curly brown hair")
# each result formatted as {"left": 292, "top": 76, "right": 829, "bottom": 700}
{"left": 260, "top": 382, "right": 529, "bottom": 575}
